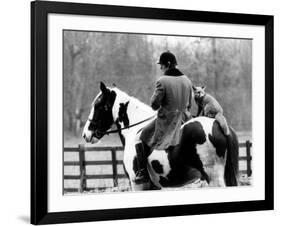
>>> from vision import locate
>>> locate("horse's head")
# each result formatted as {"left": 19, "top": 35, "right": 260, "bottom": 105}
{"left": 82, "top": 82, "right": 131, "bottom": 143}
{"left": 82, "top": 82, "right": 117, "bottom": 143}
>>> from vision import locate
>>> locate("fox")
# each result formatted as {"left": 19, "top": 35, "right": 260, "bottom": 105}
{"left": 192, "top": 86, "right": 230, "bottom": 136}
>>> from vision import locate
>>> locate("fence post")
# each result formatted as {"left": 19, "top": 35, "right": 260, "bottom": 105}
{"left": 79, "top": 144, "right": 86, "bottom": 193}
{"left": 246, "top": 140, "right": 252, "bottom": 177}
{"left": 111, "top": 148, "right": 118, "bottom": 187}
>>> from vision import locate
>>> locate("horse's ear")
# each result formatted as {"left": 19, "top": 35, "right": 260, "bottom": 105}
{"left": 192, "top": 85, "right": 196, "bottom": 91}
{"left": 202, "top": 86, "right": 206, "bottom": 90}
{"left": 100, "top": 82, "right": 107, "bottom": 93}
{"left": 124, "top": 101, "right": 129, "bottom": 108}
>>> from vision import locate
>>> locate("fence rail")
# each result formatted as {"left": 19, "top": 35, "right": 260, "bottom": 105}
{"left": 63, "top": 141, "right": 252, "bottom": 193}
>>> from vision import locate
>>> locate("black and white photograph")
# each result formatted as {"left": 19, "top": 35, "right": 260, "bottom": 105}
{"left": 63, "top": 31, "right": 252, "bottom": 194}
{"left": 29, "top": 1, "right": 274, "bottom": 224}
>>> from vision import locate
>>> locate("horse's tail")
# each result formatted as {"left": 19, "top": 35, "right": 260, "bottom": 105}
{"left": 224, "top": 127, "right": 239, "bottom": 186}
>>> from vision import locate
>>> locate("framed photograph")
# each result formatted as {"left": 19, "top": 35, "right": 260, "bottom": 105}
{"left": 31, "top": 0, "right": 274, "bottom": 224}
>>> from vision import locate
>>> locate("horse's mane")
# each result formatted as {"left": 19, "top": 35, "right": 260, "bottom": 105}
{"left": 111, "top": 87, "right": 152, "bottom": 110}
{"left": 111, "top": 87, "right": 155, "bottom": 120}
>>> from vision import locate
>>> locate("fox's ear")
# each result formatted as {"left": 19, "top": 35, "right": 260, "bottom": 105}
{"left": 202, "top": 86, "right": 206, "bottom": 90}
{"left": 192, "top": 85, "right": 196, "bottom": 91}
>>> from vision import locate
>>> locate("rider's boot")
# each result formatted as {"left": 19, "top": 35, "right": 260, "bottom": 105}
{"left": 134, "top": 142, "right": 150, "bottom": 184}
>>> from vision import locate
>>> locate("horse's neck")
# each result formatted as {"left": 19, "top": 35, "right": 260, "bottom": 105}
{"left": 112, "top": 88, "right": 155, "bottom": 137}
{"left": 127, "top": 97, "right": 155, "bottom": 124}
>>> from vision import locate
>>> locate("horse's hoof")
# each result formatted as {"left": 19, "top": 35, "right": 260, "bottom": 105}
{"left": 132, "top": 182, "right": 151, "bottom": 191}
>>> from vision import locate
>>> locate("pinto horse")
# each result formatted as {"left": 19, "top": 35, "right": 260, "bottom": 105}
{"left": 82, "top": 82, "right": 239, "bottom": 191}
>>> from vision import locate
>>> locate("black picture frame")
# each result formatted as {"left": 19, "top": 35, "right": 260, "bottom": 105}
{"left": 31, "top": 0, "right": 274, "bottom": 224}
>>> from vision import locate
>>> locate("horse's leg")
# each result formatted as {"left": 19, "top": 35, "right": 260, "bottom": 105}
{"left": 123, "top": 155, "right": 151, "bottom": 191}
{"left": 195, "top": 144, "right": 225, "bottom": 187}
{"left": 130, "top": 180, "right": 151, "bottom": 191}
{"left": 213, "top": 156, "right": 226, "bottom": 187}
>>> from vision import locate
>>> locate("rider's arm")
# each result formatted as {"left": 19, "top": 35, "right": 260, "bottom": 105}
{"left": 150, "top": 80, "right": 165, "bottom": 111}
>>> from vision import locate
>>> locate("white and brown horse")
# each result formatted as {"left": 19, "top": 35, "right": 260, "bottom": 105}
{"left": 82, "top": 82, "right": 239, "bottom": 191}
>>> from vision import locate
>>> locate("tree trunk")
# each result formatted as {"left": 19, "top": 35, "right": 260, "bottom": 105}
{"left": 67, "top": 112, "right": 74, "bottom": 132}
{"left": 212, "top": 38, "right": 219, "bottom": 97}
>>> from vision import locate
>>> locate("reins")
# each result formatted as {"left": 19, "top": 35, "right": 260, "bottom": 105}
{"left": 104, "top": 115, "right": 155, "bottom": 135}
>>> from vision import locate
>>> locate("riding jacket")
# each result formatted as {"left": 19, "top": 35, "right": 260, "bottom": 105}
{"left": 140, "top": 68, "right": 193, "bottom": 150}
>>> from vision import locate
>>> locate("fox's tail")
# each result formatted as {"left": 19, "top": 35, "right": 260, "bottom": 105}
{"left": 215, "top": 112, "right": 230, "bottom": 136}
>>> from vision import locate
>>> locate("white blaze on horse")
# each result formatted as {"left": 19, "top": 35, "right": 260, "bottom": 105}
{"left": 82, "top": 82, "right": 239, "bottom": 191}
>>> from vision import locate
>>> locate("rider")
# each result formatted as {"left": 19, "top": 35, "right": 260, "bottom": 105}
{"left": 134, "top": 51, "right": 193, "bottom": 184}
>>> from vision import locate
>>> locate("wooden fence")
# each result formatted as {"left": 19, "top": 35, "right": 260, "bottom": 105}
{"left": 63, "top": 141, "right": 252, "bottom": 193}
{"left": 238, "top": 141, "right": 252, "bottom": 176}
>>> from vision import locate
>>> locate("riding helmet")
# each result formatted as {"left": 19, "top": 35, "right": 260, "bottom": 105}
{"left": 157, "top": 51, "right": 178, "bottom": 66}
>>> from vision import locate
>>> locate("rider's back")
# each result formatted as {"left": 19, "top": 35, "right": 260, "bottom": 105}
{"left": 151, "top": 75, "right": 193, "bottom": 113}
